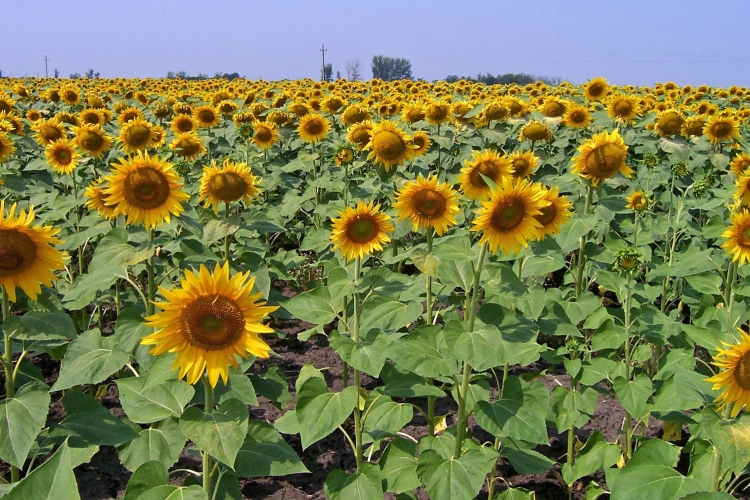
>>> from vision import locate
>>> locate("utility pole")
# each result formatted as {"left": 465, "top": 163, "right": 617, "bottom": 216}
{"left": 320, "top": 44, "right": 327, "bottom": 82}
{"left": 43, "top": 56, "right": 49, "bottom": 77}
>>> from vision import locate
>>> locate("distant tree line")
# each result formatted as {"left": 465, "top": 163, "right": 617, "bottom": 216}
{"left": 371, "top": 56, "right": 413, "bottom": 81}
{"left": 445, "top": 72, "right": 561, "bottom": 86}
{"left": 165, "top": 71, "right": 242, "bottom": 80}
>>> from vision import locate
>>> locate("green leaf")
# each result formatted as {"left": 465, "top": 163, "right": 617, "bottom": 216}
{"left": 499, "top": 439, "right": 554, "bottom": 474}
{"left": 51, "top": 328, "right": 131, "bottom": 391}
{"left": 282, "top": 286, "right": 341, "bottom": 325}
{"left": 579, "top": 358, "right": 617, "bottom": 386}
{"left": 0, "top": 382, "right": 50, "bottom": 468}
{"left": 454, "top": 325, "right": 505, "bottom": 371}
{"left": 134, "top": 485, "right": 208, "bottom": 500}
{"left": 417, "top": 448, "right": 497, "bottom": 500}
{"left": 705, "top": 409, "right": 750, "bottom": 474}
{"left": 117, "top": 375, "right": 195, "bottom": 424}
{"left": 359, "top": 296, "right": 423, "bottom": 333}
{"left": 613, "top": 374, "right": 653, "bottom": 420}
{"left": 329, "top": 329, "right": 391, "bottom": 377}
{"left": 606, "top": 465, "right": 702, "bottom": 500}
{"left": 325, "top": 462, "right": 383, "bottom": 500}
{"left": 250, "top": 365, "right": 292, "bottom": 409}
{"left": 123, "top": 461, "right": 169, "bottom": 500}
{"left": 50, "top": 392, "right": 139, "bottom": 447}
{"left": 379, "top": 438, "right": 420, "bottom": 494}
{"left": 214, "top": 370, "right": 258, "bottom": 407}
{"left": 202, "top": 217, "right": 241, "bottom": 246}
{"left": 4, "top": 441, "right": 80, "bottom": 500}
{"left": 4, "top": 312, "right": 77, "bottom": 341}
{"left": 679, "top": 493, "right": 736, "bottom": 500}
{"left": 474, "top": 377, "right": 549, "bottom": 444}
{"left": 626, "top": 439, "right": 679, "bottom": 467}
{"left": 561, "top": 430, "right": 621, "bottom": 485}
{"left": 296, "top": 378, "right": 357, "bottom": 449}
{"left": 234, "top": 420, "right": 309, "bottom": 477}
{"left": 88, "top": 229, "right": 152, "bottom": 273}
{"left": 363, "top": 394, "right": 413, "bottom": 440}
{"left": 118, "top": 426, "right": 182, "bottom": 472}
{"left": 179, "top": 398, "right": 248, "bottom": 468}
{"left": 112, "top": 307, "right": 151, "bottom": 354}
{"left": 385, "top": 325, "right": 460, "bottom": 378}
{"left": 379, "top": 364, "right": 445, "bottom": 399}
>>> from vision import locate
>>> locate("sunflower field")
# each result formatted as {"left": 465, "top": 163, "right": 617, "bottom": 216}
{"left": 0, "top": 76, "right": 748, "bottom": 500}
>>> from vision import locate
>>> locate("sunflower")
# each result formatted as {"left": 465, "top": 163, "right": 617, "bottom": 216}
{"left": 458, "top": 149, "right": 513, "bottom": 201}
{"left": 520, "top": 121, "right": 552, "bottom": 143}
{"left": 401, "top": 103, "right": 426, "bottom": 124}
{"left": 149, "top": 125, "right": 166, "bottom": 148}
{"left": 706, "top": 329, "right": 750, "bottom": 418}
{"left": 704, "top": 115, "right": 740, "bottom": 144}
{"left": 485, "top": 101, "right": 510, "bottom": 122}
{"left": 171, "top": 114, "right": 197, "bottom": 134}
{"left": 0, "top": 93, "right": 16, "bottom": 114}
{"left": 571, "top": 130, "right": 633, "bottom": 187}
{"left": 655, "top": 110, "right": 684, "bottom": 137}
{"left": 330, "top": 201, "right": 394, "bottom": 261}
{"left": 347, "top": 121, "right": 374, "bottom": 150}
{"left": 119, "top": 117, "right": 154, "bottom": 154}
{"left": 194, "top": 105, "right": 221, "bottom": 128}
{"left": 607, "top": 94, "right": 639, "bottom": 123}
{"left": 79, "top": 108, "right": 105, "bottom": 126}
{"left": 584, "top": 77, "right": 608, "bottom": 101}
{"left": 117, "top": 107, "right": 144, "bottom": 126}
{"left": 298, "top": 113, "right": 330, "bottom": 143}
{"left": 722, "top": 210, "right": 750, "bottom": 264}
{"left": 0, "top": 132, "right": 16, "bottom": 164}
{"left": 0, "top": 112, "right": 24, "bottom": 136}
{"left": 32, "top": 119, "right": 66, "bottom": 146}
{"left": 534, "top": 186, "right": 572, "bottom": 238}
{"left": 562, "top": 104, "right": 592, "bottom": 129}
{"left": 142, "top": 262, "right": 278, "bottom": 387}
{"left": 169, "top": 131, "right": 206, "bottom": 161}
{"left": 681, "top": 117, "right": 706, "bottom": 138}
{"left": 289, "top": 102, "right": 310, "bottom": 118}
{"left": 334, "top": 144, "right": 356, "bottom": 166}
{"left": 251, "top": 120, "right": 278, "bottom": 150}
{"left": 73, "top": 123, "right": 113, "bottom": 158}
{"left": 730, "top": 153, "right": 750, "bottom": 177}
{"left": 84, "top": 178, "right": 118, "bottom": 220}
{"left": 411, "top": 131, "right": 431, "bottom": 157}
{"left": 59, "top": 85, "right": 80, "bottom": 106}
{"left": 471, "top": 177, "right": 548, "bottom": 254}
{"left": 365, "top": 120, "right": 414, "bottom": 170}
{"left": 393, "top": 175, "right": 460, "bottom": 236}
{"left": 104, "top": 151, "right": 190, "bottom": 228}
{"left": 626, "top": 190, "right": 650, "bottom": 212}
{"left": 424, "top": 101, "right": 451, "bottom": 125}
{"left": 509, "top": 150, "right": 539, "bottom": 179}
{"left": 44, "top": 138, "right": 78, "bottom": 175}
{"left": 540, "top": 98, "right": 566, "bottom": 118}
{"left": 199, "top": 159, "right": 261, "bottom": 214}
{"left": 25, "top": 110, "right": 42, "bottom": 123}
{"left": 0, "top": 201, "right": 67, "bottom": 302}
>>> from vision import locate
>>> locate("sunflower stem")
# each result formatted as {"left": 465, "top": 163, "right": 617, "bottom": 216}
{"left": 623, "top": 273, "right": 634, "bottom": 462}
{"left": 352, "top": 256, "right": 363, "bottom": 471}
{"left": 574, "top": 185, "right": 593, "bottom": 299}
{"left": 203, "top": 377, "right": 214, "bottom": 495}
{"left": 425, "top": 229, "right": 437, "bottom": 436}
{"left": 223, "top": 202, "right": 231, "bottom": 264}
{"left": 147, "top": 229, "right": 156, "bottom": 316}
{"left": 454, "top": 242, "right": 488, "bottom": 460}
{"left": 342, "top": 294, "right": 349, "bottom": 388}
{"left": 2, "top": 287, "right": 19, "bottom": 483}
{"left": 435, "top": 123, "right": 442, "bottom": 177}
{"left": 71, "top": 172, "right": 84, "bottom": 277}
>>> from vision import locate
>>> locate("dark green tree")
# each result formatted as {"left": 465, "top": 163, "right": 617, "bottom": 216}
{"left": 371, "top": 55, "right": 413, "bottom": 80}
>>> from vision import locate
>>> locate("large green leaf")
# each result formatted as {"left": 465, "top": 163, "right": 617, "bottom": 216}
{"left": 499, "top": 439, "right": 555, "bottom": 474}
{"left": 50, "top": 392, "right": 139, "bottom": 447}
{"left": 282, "top": 286, "right": 341, "bottom": 325}
{"left": 296, "top": 377, "right": 357, "bottom": 449}
{"left": 123, "top": 461, "right": 169, "bottom": 500}
{"left": 51, "top": 328, "right": 131, "bottom": 391}
{"left": 88, "top": 228, "right": 152, "bottom": 273}
{"left": 134, "top": 485, "right": 208, "bottom": 500}
{"left": 325, "top": 462, "right": 383, "bottom": 500}
{"left": 179, "top": 398, "right": 248, "bottom": 468}
{"left": 250, "top": 364, "right": 292, "bottom": 409}
{"left": 359, "top": 295, "right": 423, "bottom": 333}
{"left": 384, "top": 325, "right": 460, "bottom": 378}
{"left": 118, "top": 418, "right": 185, "bottom": 472}
{"left": 5, "top": 441, "right": 80, "bottom": 500}
{"left": 613, "top": 374, "right": 653, "bottom": 420}
{"left": 417, "top": 448, "right": 497, "bottom": 500}
{"left": 117, "top": 376, "right": 194, "bottom": 424}
{"left": 454, "top": 325, "right": 505, "bottom": 371}
{"left": 234, "top": 420, "right": 308, "bottom": 477}
{"left": 3, "top": 312, "right": 77, "bottom": 341}
{"left": 0, "top": 382, "right": 50, "bottom": 468}
{"left": 705, "top": 409, "right": 750, "bottom": 474}
{"left": 362, "top": 394, "right": 413, "bottom": 441}
{"left": 606, "top": 465, "right": 703, "bottom": 500}
{"left": 379, "top": 438, "right": 420, "bottom": 494}
{"left": 379, "top": 364, "right": 445, "bottom": 399}
{"left": 474, "top": 377, "right": 550, "bottom": 444}
{"left": 561, "top": 431, "right": 621, "bottom": 485}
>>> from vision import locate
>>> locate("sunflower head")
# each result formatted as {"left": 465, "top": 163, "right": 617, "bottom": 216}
{"left": 655, "top": 110, "right": 684, "bottom": 137}
{"left": 607, "top": 94, "right": 639, "bottom": 123}
{"left": 334, "top": 144, "right": 357, "bottom": 166}
{"left": 347, "top": 121, "right": 374, "bottom": 150}
{"left": 706, "top": 329, "right": 750, "bottom": 418}
{"left": 562, "top": 105, "right": 591, "bottom": 129}
{"left": 424, "top": 101, "right": 451, "bottom": 125}
{"left": 194, "top": 105, "right": 221, "bottom": 128}
{"left": 364, "top": 120, "right": 414, "bottom": 171}
{"left": 252, "top": 120, "right": 279, "bottom": 150}
{"left": 534, "top": 186, "right": 572, "bottom": 238}
{"left": 520, "top": 121, "right": 552, "bottom": 143}
{"left": 0, "top": 201, "right": 67, "bottom": 302}
{"left": 722, "top": 210, "right": 750, "bottom": 265}
{"left": 298, "top": 113, "right": 330, "bottom": 143}
{"left": 330, "top": 201, "right": 394, "bottom": 261}
{"left": 626, "top": 190, "right": 650, "bottom": 212}
{"left": 84, "top": 178, "right": 118, "bottom": 220}
{"left": 171, "top": 115, "right": 196, "bottom": 134}
{"left": 681, "top": 117, "right": 705, "bottom": 138}
{"left": 571, "top": 130, "right": 633, "bottom": 187}
{"left": 393, "top": 175, "right": 460, "bottom": 235}
{"left": 509, "top": 150, "right": 539, "bottom": 179}
{"left": 142, "top": 262, "right": 278, "bottom": 387}
{"left": 411, "top": 131, "right": 431, "bottom": 157}
{"left": 32, "top": 119, "right": 66, "bottom": 147}
{"left": 0, "top": 132, "right": 17, "bottom": 164}
{"left": 72, "top": 123, "right": 113, "bottom": 158}
{"left": 731, "top": 153, "right": 750, "bottom": 177}
{"left": 199, "top": 159, "right": 261, "bottom": 214}
{"left": 614, "top": 248, "right": 643, "bottom": 274}
{"left": 104, "top": 151, "right": 190, "bottom": 228}
{"left": 119, "top": 117, "right": 154, "bottom": 154}
{"left": 584, "top": 77, "right": 608, "bottom": 101}
{"left": 705, "top": 115, "right": 740, "bottom": 144}
{"left": 169, "top": 131, "right": 206, "bottom": 161}
{"left": 458, "top": 149, "right": 513, "bottom": 201}
{"left": 44, "top": 138, "right": 78, "bottom": 175}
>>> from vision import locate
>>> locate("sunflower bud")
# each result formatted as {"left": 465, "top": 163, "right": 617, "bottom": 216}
{"left": 614, "top": 248, "right": 643, "bottom": 274}
{"left": 694, "top": 179, "right": 710, "bottom": 198}
{"left": 238, "top": 122, "right": 254, "bottom": 138}
{"left": 334, "top": 144, "right": 356, "bottom": 166}
{"left": 643, "top": 153, "right": 660, "bottom": 168}
{"left": 671, "top": 161, "right": 688, "bottom": 178}
{"left": 175, "top": 161, "right": 191, "bottom": 177}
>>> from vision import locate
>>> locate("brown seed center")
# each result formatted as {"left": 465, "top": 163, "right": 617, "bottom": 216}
{"left": 182, "top": 294, "right": 245, "bottom": 351}
{"left": 735, "top": 350, "right": 750, "bottom": 390}
{"left": 491, "top": 202, "right": 525, "bottom": 232}
{"left": 587, "top": 144, "right": 625, "bottom": 177}
{"left": 209, "top": 172, "right": 248, "bottom": 202}
{"left": 123, "top": 167, "right": 170, "bottom": 209}
{"left": 373, "top": 131, "right": 406, "bottom": 160}
{"left": 0, "top": 229, "right": 37, "bottom": 276}
{"left": 412, "top": 189, "right": 446, "bottom": 218}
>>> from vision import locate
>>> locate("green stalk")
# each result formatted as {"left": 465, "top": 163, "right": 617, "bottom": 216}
{"left": 223, "top": 202, "right": 231, "bottom": 264}
{"left": 425, "top": 229, "right": 436, "bottom": 435}
{"left": 203, "top": 378, "right": 214, "bottom": 495}
{"left": 147, "top": 229, "right": 156, "bottom": 316}
{"left": 344, "top": 164, "right": 350, "bottom": 208}
{"left": 352, "top": 256, "right": 363, "bottom": 471}
{"left": 575, "top": 186, "right": 593, "bottom": 299}
{"left": 623, "top": 274, "right": 634, "bottom": 461}
{"left": 342, "top": 295, "right": 349, "bottom": 388}
{"left": 454, "top": 242, "right": 488, "bottom": 460}
{"left": 71, "top": 172, "right": 84, "bottom": 277}
{"left": 2, "top": 288, "right": 19, "bottom": 483}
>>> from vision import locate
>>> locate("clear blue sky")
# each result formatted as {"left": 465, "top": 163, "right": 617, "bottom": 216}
{"left": 3, "top": 0, "right": 749, "bottom": 87}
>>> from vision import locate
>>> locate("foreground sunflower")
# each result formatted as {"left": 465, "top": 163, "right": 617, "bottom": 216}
{"left": 0, "top": 201, "right": 67, "bottom": 302}
{"left": 704, "top": 115, "right": 740, "bottom": 144}
{"left": 365, "top": 120, "right": 414, "bottom": 170}
{"left": 84, "top": 178, "right": 118, "bottom": 220}
{"left": 31, "top": 119, "right": 65, "bottom": 146}
{"left": 562, "top": 104, "right": 592, "bottom": 129}
{"left": 584, "top": 77, "right": 608, "bottom": 101}
{"left": 298, "top": 113, "right": 330, "bottom": 143}
{"left": 722, "top": 209, "right": 750, "bottom": 264}
{"left": 199, "top": 159, "right": 261, "bottom": 214}
{"left": 471, "top": 177, "right": 548, "bottom": 254}
{"left": 330, "top": 201, "right": 394, "bottom": 261}
{"left": 705, "top": 329, "right": 750, "bottom": 418}
{"left": 393, "top": 175, "right": 460, "bottom": 236}
{"left": 252, "top": 120, "right": 278, "bottom": 150}
{"left": 509, "top": 150, "right": 539, "bottom": 179}
{"left": 193, "top": 105, "right": 221, "bottom": 128}
{"left": 104, "top": 151, "right": 190, "bottom": 228}
{"left": 347, "top": 121, "right": 374, "bottom": 150}
{"left": 142, "top": 262, "right": 278, "bottom": 387}
{"left": 119, "top": 117, "right": 154, "bottom": 154}
{"left": 72, "top": 123, "right": 113, "bottom": 158}
{"left": 571, "top": 129, "right": 633, "bottom": 187}
{"left": 0, "top": 132, "right": 16, "bottom": 163}
{"left": 534, "top": 186, "right": 572, "bottom": 238}
{"left": 458, "top": 149, "right": 513, "bottom": 201}
{"left": 44, "top": 138, "right": 78, "bottom": 175}
{"left": 626, "top": 190, "right": 650, "bottom": 212}
{"left": 519, "top": 121, "right": 552, "bottom": 143}
{"left": 730, "top": 153, "right": 750, "bottom": 177}
{"left": 169, "top": 131, "right": 206, "bottom": 161}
